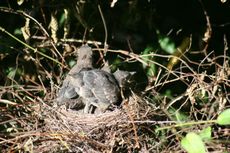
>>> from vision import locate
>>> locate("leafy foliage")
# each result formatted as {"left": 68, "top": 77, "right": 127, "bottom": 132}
{"left": 181, "top": 132, "right": 206, "bottom": 153}
{"left": 217, "top": 109, "right": 230, "bottom": 125}
{"left": 0, "top": 0, "right": 230, "bottom": 152}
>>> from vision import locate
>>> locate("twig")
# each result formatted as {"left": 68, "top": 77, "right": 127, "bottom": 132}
{"left": 98, "top": 5, "right": 108, "bottom": 53}
{"left": 123, "top": 101, "right": 140, "bottom": 148}
{"left": 0, "top": 7, "right": 65, "bottom": 66}
{"left": 0, "top": 99, "right": 17, "bottom": 105}
{"left": 0, "top": 26, "right": 63, "bottom": 66}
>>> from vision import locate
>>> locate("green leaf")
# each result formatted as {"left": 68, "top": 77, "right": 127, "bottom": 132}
{"left": 14, "top": 28, "right": 23, "bottom": 35}
{"left": 59, "top": 13, "right": 66, "bottom": 26}
{"left": 17, "top": 0, "right": 24, "bottom": 5}
{"left": 141, "top": 46, "right": 156, "bottom": 76}
{"left": 216, "top": 109, "right": 230, "bottom": 125}
{"left": 111, "top": 58, "right": 122, "bottom": 72}
{"left": 168, "top": 107, "right": 189, "bottom": 122}
{"left": 7, "top": 67, "right": 17, "bottom": 79}
{"left": 69, "top": 60, "right": 76, "bottom": 68}
{"left": 199, "top": 126, "right": 212, "bottom": 141}
{"left": 181, "top": 132, "right": 206, "bottom": 153}
{"left": 158, "top": 37, "right": 176, "bottom": 54}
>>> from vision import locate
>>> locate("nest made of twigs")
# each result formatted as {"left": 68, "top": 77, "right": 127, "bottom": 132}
{"left": 33, "top": 93, "right": 160, "bottom": 153}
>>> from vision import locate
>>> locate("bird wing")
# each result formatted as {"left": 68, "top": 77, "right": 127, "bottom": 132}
{"left": 56, "top": 79, "right": 78, "bottom": 103}
{"left": 83, "top": 69, "right": 120, "bottom": 104}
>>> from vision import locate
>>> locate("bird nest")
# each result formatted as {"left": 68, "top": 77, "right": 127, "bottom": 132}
{"left": 34, "top": 93, "right": 160, "bottom": 152}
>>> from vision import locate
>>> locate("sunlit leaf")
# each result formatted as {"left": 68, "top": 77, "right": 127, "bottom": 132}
{"left": 17, "top": 0, "right": 24, "bottom": 5}
{"left": 199, "top": 126, "right": 212, "bottom": 141}
{"left": 158, "top": 37, "right": 176, "bottom": 54}
{"left": 181, "top": 132, "right": 206, "bottom": 153}
{"left": 217, "top": 109, "right": 230, "bottom": 125}
{"left": 167, "top": 37, "right": 190, "bottom": 70}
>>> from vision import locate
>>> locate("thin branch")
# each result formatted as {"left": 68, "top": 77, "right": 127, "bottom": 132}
{"left": 98, "top": 5, "right": 108, "bottom": 53}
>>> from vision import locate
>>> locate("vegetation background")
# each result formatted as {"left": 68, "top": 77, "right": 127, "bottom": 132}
{"left": 0, "top": 0, "right": 229, "bottom": 152}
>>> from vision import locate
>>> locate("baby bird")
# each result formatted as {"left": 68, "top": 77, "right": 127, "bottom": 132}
{"left": 68, "top": 68, "right": 120, "bottom": 113}
{"left": 56, "top": 44, "right": 93, "bottom": 103}
{"left": 57, "top": 44, "right": 121, "bottom": 113}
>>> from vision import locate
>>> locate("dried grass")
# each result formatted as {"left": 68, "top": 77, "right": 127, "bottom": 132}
{"left": 1, "top": 51, "right": 230, "bottom": 152}
{"left": 0, "top": 16, "right": 229, "bottom": 151}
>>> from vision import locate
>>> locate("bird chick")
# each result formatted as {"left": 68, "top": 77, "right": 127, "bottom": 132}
{"left": 57, "top": 44, "right": 93, "bottom": 105}
{"left": 68, "top": 68, "right": 120, "bottom": 113}
{"left": 57, "top": 44, "right": 121, "bottom": 113}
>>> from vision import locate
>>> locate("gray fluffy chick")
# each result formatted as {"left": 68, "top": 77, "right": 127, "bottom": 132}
{"left": 57, "top": 44, "right": 134, "bottom": 113}
{"left": 56, "top": 44, "right": 93, "bottom": 103}
{"left": 68, "top": 68, "right": 120, "bottom": 113}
